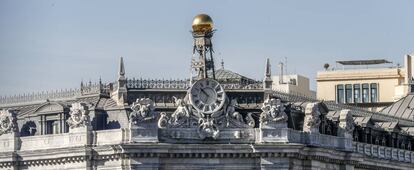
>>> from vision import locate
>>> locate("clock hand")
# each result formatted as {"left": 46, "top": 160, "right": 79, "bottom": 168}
{"left": 200, "top": 89, "right": 209, "bottom": 97}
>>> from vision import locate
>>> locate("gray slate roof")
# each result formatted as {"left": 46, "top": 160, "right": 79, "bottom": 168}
{"left": 208, "top": 69, "right": 255, "bottom": 82}
{"left": 380, "top": 94, "right": 414, "bottom": 120}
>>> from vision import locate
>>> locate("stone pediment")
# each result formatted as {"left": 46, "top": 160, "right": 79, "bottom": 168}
{"left": 33, "top": 102, "right": 66, "bottom": 115}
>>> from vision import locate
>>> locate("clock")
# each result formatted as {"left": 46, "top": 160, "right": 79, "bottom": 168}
{"left": 189, "top": 78, "right": 226, "bottom": 114}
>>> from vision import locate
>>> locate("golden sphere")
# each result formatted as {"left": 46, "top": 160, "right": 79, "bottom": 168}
{"left": 192, "top": 14, "right": 213, "bottom": 33}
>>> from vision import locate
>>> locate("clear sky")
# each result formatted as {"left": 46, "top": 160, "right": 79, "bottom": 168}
{"left": 1, "top": 0, "right": 413, "bottom": 96}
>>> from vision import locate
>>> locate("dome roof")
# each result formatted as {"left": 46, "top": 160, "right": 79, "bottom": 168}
{"left": 192, "top": 14, "right": 213, "bottom": 33}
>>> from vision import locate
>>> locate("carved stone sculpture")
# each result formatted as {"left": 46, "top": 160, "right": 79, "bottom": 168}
{"left": 0, "top": 109, "right": 17, "bottom": 136}
{"left": 303, "top": 103, "right": 321, "bottom": 133}
{"left": 260, "top": 98, "right": 288, "bottom": 128}
{"left": 226, "top": 99, "right": 244, "bottom": 123}
{"left": 170, "top": 97, "right": 190, "bottom": 125}
{"left": 338, "top": 109, "right": 355, "bottom": 138}
{"left": 197, "top": 117, "right": 219, "bottom": 139}
{"left": 158, "top": 112, "right": 169, "bottom": 129}
{"left": 129, "top": 98, "right": 156, "bottom": 125}
{"left": 246, "top": 113, "right": 255, "bottom": 128}
{"left": 67, "top": 103, "right": 90, "bottom": 129}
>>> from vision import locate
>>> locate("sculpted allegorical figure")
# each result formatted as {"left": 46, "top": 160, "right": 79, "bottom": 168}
{"left": 226, "top": 99, "right": 244, "bottom": 123}
{"left": 246, "top": 113, "right": 255, "bottom": 128}
{"left": 129, "top": 98, "right": 156, "bottom": 125}
{"left": 170, "top": 96, "right": 190, "bottom": 125}
{"left": 197, "top": 117, "right": 219, "bottom": 139}
{"left": 67, "top": 103, "right": 90, "bottom": 129}
{"left": 0, "top": 109, "right": 17, "bottom": 136}
{"left": 260, "top": 98, "right": 288, "bottom": 125}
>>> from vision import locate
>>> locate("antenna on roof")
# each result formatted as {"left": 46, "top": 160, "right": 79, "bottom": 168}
{"left": 285, "top": 57, "right": 288, "bottom": 75}
{"left": 221, "top": 58, "right": 224, "bottom": 69}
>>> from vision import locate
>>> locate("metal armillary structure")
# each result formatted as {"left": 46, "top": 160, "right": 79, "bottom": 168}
{"left": 191, "top": 14, "right": 216, "bottom": 80}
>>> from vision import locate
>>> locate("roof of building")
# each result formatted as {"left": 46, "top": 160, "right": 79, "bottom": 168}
{"left": 336, "top": 59, "right": 392, "bottom": 65}
{"left": 208, "top": 69, "right": 255, "bottom": 82}
{"left": 380, "top": 93, "right": 414, "bottom": 120}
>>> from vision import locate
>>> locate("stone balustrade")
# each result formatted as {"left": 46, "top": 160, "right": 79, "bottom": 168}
{"left": 260, "top": 128, "right": 353, "bottom": 151}
{"left": 2, "top": 127, "right": 414, "bottom": 165}
{"left": 353, "top": 142, "right": 414, "bottom": 163}
{"left": 19, "top": 131, "right": 91, "bottom": 151}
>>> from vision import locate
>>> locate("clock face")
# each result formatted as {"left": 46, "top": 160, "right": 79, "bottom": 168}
{"left": 189, "top": 78, "right": 226, "bottom": 114}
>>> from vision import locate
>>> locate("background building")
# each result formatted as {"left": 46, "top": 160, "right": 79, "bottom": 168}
{"left": 272, "top": 74, "right": 316, "bottom": 99}
{"left": 317, "top": 54, "right": 414, "bottom": 111}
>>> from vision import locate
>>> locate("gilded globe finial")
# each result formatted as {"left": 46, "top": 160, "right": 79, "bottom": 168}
{"left": 192, "top": 14, "right": 213, "bottom": 33}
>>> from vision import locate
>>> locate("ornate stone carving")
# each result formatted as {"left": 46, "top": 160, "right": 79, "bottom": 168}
{"left": 226, "top": 99, "right": 244, "bottom": 124}
{"left": 158, "top": 112, "right": 169, "bottom": 129}
{"left": 0, "top": 109, "right": 17, "bottom": 135}
{"left": 338, "top": 109, "right": 355, "bottom": 138}
{"left": 197, "top": 117, "right": 219, "bottom": 139}
{"left": 170, "top": 97, "right": 190, "bottom": 125}
{"left": 246, "top": 113, "right": 255, "bottom": 128}
{"left": 157, "top": 97, "right": 193, "bottom": 129}
{"left": 129, "top": 98, "right": 156, "bottom": 125}
{"left": 67, "top": 103, "right": 90, "bottom": 129}
{"left": 260, "top": 98, "right": 288, "bottom": 127}
{"left": 303, "top": 103, "right": 321, "bottom": 133}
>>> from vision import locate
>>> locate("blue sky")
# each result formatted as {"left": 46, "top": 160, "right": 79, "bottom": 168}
{"left": 0, "top": 0, "right": 413, "bottom": 96}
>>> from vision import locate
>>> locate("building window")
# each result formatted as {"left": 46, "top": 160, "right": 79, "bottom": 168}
{"left": 336, "top": 84, "right": 344, "bottom": 103}
{"left": 45, "top": 120, "right": 60, "bottom": 134}
{"left": 362, "top": 83, "right": 369, "bottom": 103}
{"left": 345, "top": 84, "right": 352, "bottom": 103}
{"left": 354, "top": 84, "right": 361, "bottom": 103}
{"left": 371, "top": 83, "right": 378, "bottom": 103}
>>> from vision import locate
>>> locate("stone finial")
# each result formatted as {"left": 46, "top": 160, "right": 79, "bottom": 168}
{"left": 263, "top": 58, "right": 273, "bottom": 91}
{"left": 265, "top": 58, "right": 271, "bottom": 78}
{"left": 67, "top": 103, "right": 91, "bottom": 129}
{"left": 129, "top": 98, "right": 156, "bottom": 125}
{"left": 0, "top": 109, "right": 17, "bottom": 136}
{"left": 119, "top": 57, "right": 125, "bottom": 77}
{"left": 338, "top": 109, "right": 355, "bottom": 138}
{"left": 260, "top": 98, "right": 288, "bottom": 128}
{"left": 303, "top": 103, "right": 321, "bottom": 133}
